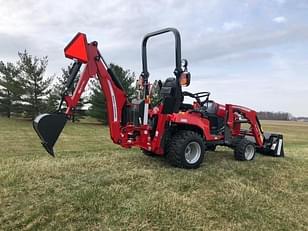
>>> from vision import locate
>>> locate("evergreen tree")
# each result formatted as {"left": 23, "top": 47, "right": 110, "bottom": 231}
{"left": 18, "top": 51, "right": 52, "bottom": 119}
{"left": 45, "top": 91, "right": 59, "bottom": 112}
{"left": 48, "top": 63, "right": 86, "bottom": 121}
{"left": 72, "top": 98, "right": 87, "bottom": 122}
{"left": 53, "top": 64, "right": 73, "bottom": 96}
{"left": 0, "top": 61, "right": 23, "bottom": 118}
{"left": 45, "top": 66, "right": 69, "bottom": 113}
{"left": 88, "top": 80, "right": 108, "bottom": 124}
{"left": 88, "top": 63, "right": 135, "bottom": 123}
{"left": 109, "top": 63, "right": 135, "bottom": 100}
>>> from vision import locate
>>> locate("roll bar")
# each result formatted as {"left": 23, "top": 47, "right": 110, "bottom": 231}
{"left": 141, "top": 27, "right": 182, "bottom": 79}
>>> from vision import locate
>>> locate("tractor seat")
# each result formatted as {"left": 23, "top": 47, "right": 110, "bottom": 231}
{"left": 201, "top": 101, "right": 218, "bottom": 115}
{"left": 160, "top": 77, "right": 183, "bottom": 114}
{"left": 179, "top": 103, "right": 193, "bottom": 111}
{"left": 200, "top": 101, "right": 224, "bottom": 134}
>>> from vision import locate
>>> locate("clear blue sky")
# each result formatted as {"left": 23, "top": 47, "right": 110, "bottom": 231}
{"left": 1, "top": 0, "right": 307, "bottom": 116}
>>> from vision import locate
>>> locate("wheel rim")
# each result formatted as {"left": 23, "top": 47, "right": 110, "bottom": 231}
{"left": 245, "top": 144, "right": 255, "bottom": 160}
{"left": 184, "top": 141, "right": 201, "bottom": 164}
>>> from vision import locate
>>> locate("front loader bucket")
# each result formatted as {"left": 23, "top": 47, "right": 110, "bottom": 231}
{"left": 258, "top": 133, "right": 284, "bottom": 157}
{"left": 33, "top": 113, "right": 67, "bottom": 156}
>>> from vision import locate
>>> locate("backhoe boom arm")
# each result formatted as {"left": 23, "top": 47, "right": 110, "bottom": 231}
{"left": 64, "top": 34, "right": 127, "bottom": 144}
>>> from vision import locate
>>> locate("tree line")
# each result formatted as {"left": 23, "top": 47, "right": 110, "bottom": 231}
{"left": 1, "top": 51, "right": 294, "bottom": 123}
{"left": 257, "top": 111, "right": 292, "bottom": 121}
{"left": 0, "top": 51, "right": 135, "bottom": 123}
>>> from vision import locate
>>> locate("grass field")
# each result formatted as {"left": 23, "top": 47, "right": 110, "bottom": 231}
{"left": 0, "top": 118, "right": 307, "bottom": 230}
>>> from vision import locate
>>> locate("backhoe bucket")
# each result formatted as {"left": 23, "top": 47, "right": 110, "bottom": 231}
{"left": 33, "top": 113, "right": 67, "bottom": 156}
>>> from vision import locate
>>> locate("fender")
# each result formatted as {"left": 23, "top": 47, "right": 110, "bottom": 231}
{"left": 169, "top": 112, "right": 213, "bottom": 140}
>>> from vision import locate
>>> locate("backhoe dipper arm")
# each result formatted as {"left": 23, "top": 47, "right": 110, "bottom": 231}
{"left": 63, "top": 33, "right": 127, "bottom": 144}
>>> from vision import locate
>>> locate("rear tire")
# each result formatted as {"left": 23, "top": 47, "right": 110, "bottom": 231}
{"left": 167, "top": 130, "right": 205, "bottom": 169}
{"left": 234, "top": 138, "right": 256, "bottom": 161}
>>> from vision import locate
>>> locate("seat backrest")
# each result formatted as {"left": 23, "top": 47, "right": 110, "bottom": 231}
{"left": 203, "top": 101, "right": 218, "bottom": 114}
{"left": 160, "top": 77, "right": 183, "bottom": 114}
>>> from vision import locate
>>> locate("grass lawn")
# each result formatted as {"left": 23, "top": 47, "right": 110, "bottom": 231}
{"left": 0, "top": 118, "right": 307, "bottom": 230}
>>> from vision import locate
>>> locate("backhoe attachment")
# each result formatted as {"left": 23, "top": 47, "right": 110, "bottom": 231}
{"left": 33, "top": 32, "right": 128, "bottom": 156}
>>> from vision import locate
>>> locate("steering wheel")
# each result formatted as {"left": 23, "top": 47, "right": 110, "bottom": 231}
{"left": 183, "top": 91, "right": 210, "bottom": 106}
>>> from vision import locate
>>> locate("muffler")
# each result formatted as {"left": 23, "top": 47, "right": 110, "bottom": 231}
{"left": 33, "top": 113, "right": 67, "bottom": 156}
{"left": 258, "top": 133, "right": 284, "bottom": 157}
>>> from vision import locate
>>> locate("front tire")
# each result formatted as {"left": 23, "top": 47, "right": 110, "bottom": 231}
{"left": 234, "top": 138, "right": 256, "bottom": 161}
{"left": 167, "top": 131, "right": 205, "bottom": 169}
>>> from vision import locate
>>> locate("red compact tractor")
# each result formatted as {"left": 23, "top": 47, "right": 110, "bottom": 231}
{"left": 33, "top": 28, "right": 284, "bottom": 168}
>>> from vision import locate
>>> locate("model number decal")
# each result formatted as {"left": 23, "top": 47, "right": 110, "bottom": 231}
{"left": 107, "top": 79, "right": 117, "bottom": 122}
{"left": 180, "top": 118, "right": 188, "bottom": 123}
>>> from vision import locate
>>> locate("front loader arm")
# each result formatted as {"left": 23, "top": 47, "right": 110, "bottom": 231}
{"left": 225, "top": 104, "right": 264, "bottom": 147}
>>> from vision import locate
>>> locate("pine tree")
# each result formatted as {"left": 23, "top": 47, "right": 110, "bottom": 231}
{"left": 48, "top": 63, "right": 86, "bottom": 121}
{"left": 18, "top": 51, "right": 52, "bottom": 119}
{"left": 109, "top": 63, "right": 135, "bottom": 100}
{"left": 87, "top": 80, "right": 108, "bottom": 124}
{"left": 0, "top": 61, "right": 23, "bottom": 118}
{"left": 88, "top": 63, "right": 135, "bottom": 123}
{"left": 45, "top": 66, "right": 68, "bottom": 113}
{"left": 45, "top": 91, "right": 59, "bottom": 113}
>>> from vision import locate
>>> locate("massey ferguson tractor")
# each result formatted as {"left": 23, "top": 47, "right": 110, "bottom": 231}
{"left": 33, "top": 28, "right": 284, "bottom": 169}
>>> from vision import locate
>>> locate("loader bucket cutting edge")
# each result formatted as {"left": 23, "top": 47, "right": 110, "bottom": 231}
{"left": 33, "top": 113, "right": 67, "bottom": 156}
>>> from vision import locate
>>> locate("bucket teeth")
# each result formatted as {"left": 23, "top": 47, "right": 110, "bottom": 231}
{"left": 33, "top": 113, "right": 67, "bottom": 156}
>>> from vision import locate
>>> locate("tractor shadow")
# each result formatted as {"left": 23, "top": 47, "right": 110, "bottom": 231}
{"left": 136, "top": 147, "right": 235, "bottom": 170}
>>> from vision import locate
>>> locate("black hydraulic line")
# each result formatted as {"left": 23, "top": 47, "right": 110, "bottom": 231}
{"left": 57, "top": 61, "right": 82, "bottom": 112}
{"left": 66, "top": 61, "right": 82, "bottom": 91}
{"left": 97, "top": 54, "right": 125, "bottom": 92}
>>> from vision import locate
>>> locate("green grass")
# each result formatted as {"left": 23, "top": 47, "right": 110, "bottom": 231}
{"left": 0, "top": 118, "right": 307, "bottom": 230}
